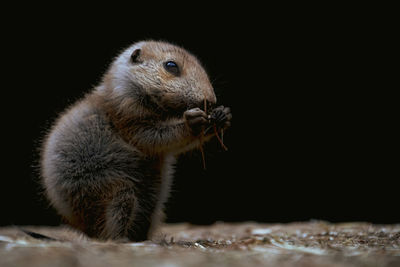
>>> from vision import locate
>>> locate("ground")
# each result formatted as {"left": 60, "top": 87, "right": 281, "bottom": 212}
{"left": 1, "top": 221, "right": 399, "bottom": 267}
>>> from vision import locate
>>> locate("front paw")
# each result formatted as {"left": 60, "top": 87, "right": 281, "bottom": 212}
{"left": 210, "top": 106, "right": 232, "bottom": 130}
{"left": 184, "top": 108, "right": 208, "bottom": 135}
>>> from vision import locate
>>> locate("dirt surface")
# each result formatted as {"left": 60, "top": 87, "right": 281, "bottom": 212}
{"left": 1, "top": 221, "right": 399, "bottom": 267}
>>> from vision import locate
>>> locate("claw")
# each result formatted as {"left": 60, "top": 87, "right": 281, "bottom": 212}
{"left": 209, "top": 105, "right": 231, "bottom": 129}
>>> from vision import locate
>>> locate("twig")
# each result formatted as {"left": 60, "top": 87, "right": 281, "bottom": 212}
{"left": 199, "top": 97, "right": 207, "bottom": 170}
{"left": 213, "top": 124, "right": 228, "bottom": 151}
{"left": 199, "top": 143, "right": 206, "bottom": 170}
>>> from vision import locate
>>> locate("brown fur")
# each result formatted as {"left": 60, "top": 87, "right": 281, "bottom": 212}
{"left": 40, "top": 40, "right": 231, "bottom": 241}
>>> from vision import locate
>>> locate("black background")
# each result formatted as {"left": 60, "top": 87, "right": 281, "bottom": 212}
{"left": 1, "top": 6, "right": 397, "bottom": 226}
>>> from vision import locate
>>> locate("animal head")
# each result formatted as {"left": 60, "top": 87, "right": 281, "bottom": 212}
{"left": 102, "top": 41, "right": 216, "bottom": 117}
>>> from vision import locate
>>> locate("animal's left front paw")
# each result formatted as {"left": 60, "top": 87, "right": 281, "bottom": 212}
{"left": 209, "top": 105, "right": 232, "bottom": 130}
{"left": 184, "top": 108, "right": 209, "bottom": 136}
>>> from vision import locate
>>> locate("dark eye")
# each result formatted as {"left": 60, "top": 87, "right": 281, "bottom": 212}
{"left": 164, "top": 61, "right": 180, "bottom": 76}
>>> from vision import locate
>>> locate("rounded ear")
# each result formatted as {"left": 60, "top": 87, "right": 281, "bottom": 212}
{"left": 130, "top": 49, "right": 141, "bottom": 63}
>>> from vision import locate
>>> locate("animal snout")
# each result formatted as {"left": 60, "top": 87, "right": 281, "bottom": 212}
{"left": 186, "top": 85, "right": 217, "bottom": 111}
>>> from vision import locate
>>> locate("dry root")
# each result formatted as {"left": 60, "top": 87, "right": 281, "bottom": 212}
{"left": 198, "top": 98, "right": 228, "bottom": 169}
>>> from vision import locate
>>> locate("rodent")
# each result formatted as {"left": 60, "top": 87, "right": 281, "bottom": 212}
{"left": 40, "top": 40, "right": 232, "bottom": 241}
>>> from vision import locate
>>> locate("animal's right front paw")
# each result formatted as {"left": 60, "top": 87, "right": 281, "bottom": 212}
{"left": 184, "top": 108, "right": 208, "bottom": 136}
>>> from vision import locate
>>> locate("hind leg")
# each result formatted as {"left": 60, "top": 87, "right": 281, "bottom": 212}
{"left": 102, "top": 186, "right": 158, "bottom": 242}
{"left": 42, "top": 110, "right": 160, "bottom": 241}
{"left": 102, "top": 186, "right": 137, "bottom": 241}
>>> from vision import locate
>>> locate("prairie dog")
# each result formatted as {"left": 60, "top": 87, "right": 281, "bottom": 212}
{"left": 40, "top": 41, "right": 232, "bottom": 241}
